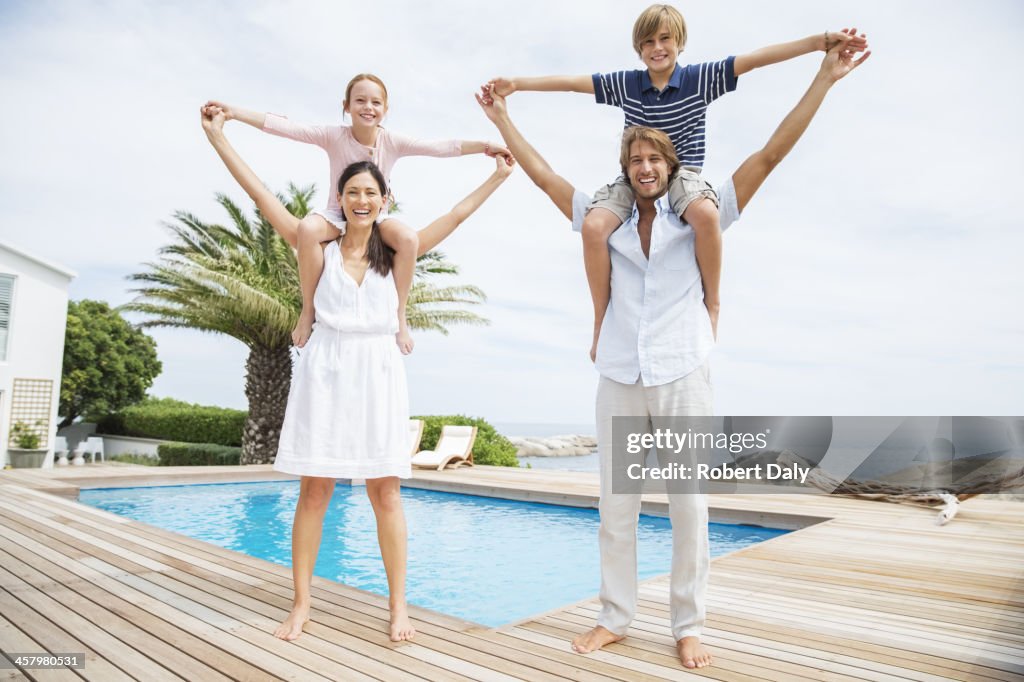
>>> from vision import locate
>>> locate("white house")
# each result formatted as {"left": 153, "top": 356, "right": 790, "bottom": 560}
{"left": 0, "top": 240, "right": 76, "bottom": 468}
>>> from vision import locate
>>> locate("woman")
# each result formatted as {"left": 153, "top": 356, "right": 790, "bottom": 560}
{"left": 201, "top": 106, "right": 513, "bottom": 642}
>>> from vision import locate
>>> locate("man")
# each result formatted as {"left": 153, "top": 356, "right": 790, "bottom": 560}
{"left": 477, "top": 42, "right": 869, "bottom": 669}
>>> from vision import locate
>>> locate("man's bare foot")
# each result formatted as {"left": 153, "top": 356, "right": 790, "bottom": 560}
{"left": 395, "top": 321, "right": 414, "bottom": 355}
{"left": 676, "top": 636, "right": 712, "bottom": 669}
{"left": 571, "top": 625, "right": 623, "bottom": 653}
{"left": 274, "top": 602, "right": 310, "bottom": 641}
{"left": 389, "top": 602, "right": 416, "bottom": 641}
{"left": 291, "top": 309, "right": 314, "bottom": 348}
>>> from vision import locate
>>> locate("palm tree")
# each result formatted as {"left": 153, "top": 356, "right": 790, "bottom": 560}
{"left": 126, "top": 186, "right": 487, "bottom": 464}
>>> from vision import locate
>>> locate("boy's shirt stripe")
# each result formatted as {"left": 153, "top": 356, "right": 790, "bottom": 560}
{"left": 593, "top": 57, "right": 737, "bottom": 169}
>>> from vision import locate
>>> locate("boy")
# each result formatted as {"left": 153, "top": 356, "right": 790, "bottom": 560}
{"left": 488, "top": 5, "right": 866, "bottom": 360}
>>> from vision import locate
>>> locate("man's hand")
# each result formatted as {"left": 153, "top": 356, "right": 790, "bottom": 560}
{"left": 821, "top": 33, "right": 871, "bottom": 83}
{"left": 475, "top": 84, "right": 509, "bottom": 122}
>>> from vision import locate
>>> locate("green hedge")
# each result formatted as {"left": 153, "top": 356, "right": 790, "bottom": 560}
{"left": 412, "top": 414, "right": 518, "bottom": 467}
{"left": 97, "top": 397, "right": 245, "bottom": 446}
{"left": 158, "top": 442, "right": 241, "bottom": 466}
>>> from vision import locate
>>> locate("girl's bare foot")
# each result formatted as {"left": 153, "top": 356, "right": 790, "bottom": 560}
{"left": 676, "top": 636, "right": 712, "bottom": 668}
{"left": 389, "top": 602, "right": 416, "bottom": 641}
{"left": 291, "top": 309, "right": 315, "bottom": 348}
{"left": 571, "top": 625, "right": 623, "bottom": 653}
{"left": 274, "top": 602, "right": 310, "bottom": 641}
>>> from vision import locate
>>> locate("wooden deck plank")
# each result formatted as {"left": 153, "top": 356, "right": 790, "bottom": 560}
{"left": 0, "top": 612, "right": 81, "bottom": 682}
{"left": 0, "top": 515, "right": 333, "bottom": 682}
{"left": 0, "top": 465, "right": 1021, "bottom": 682}
{"left": 0, "top": 561, "right": 181, "bottom": 682}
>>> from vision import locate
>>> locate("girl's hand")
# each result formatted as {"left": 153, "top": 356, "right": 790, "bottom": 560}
{"left": 485, "top": 141, "right": 514, "bottom": 166}
{"left": 202, "top": 99, "right": 235, "bottom": 121}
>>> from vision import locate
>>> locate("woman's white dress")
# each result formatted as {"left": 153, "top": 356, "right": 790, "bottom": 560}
{"left": 273, "top": 240, "right": 411, "bottom": 479}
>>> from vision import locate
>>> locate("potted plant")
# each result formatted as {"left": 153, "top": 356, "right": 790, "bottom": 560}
{"left": 8, "top": 421, "right": 47, "bottom": 468}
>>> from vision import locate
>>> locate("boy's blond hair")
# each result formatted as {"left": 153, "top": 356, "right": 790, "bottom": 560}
{"left": 619, "top": 126, "right": 681, "bottom": 178}
{"left": 632, "top": 4, "right": 687, "bottom": 56}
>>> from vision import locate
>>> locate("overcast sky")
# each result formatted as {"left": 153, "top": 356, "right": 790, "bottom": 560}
{"left": 2, "top": 0, "right": 1021, "bottom": 427}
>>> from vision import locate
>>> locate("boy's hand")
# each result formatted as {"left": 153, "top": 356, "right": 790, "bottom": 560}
{"left": 823, "top": 27, "right": 868, "bottom": 53}
{"left": 488, "top": 78, "right": 517, "bottom": 98}
{"left": 203, "top": 99, "right": 236, "bottom": 121}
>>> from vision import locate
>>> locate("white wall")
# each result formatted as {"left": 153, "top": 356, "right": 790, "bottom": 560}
{"left": 0, "top": 244, "right": 73, "bottom": 468}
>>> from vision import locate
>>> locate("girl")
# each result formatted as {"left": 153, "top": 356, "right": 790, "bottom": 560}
{"left": 205, "top": 74, "right": 511, "bottom": 354}
{"left": 201, "top": 104, "right": 513, "bottom": 643}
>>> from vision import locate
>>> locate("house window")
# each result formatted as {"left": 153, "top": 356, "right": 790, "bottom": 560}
{"left": 0, "top": 274, "right": 12, "bottom": 361}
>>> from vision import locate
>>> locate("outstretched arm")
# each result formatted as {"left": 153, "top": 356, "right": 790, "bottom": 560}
{"left": 475, "top": 86, "right": 576, "bottom": 220}
{"left": 417, "top": 155, "right": 515, "bottom": 255}
{"left": 200, "top": 106, "right": 300, "bottom": 248}
{"left": 487, "top": 75, "right": 594, "bottom": 98}
{"left": 733, "top": 28, "right": 867, "bottom": 77}
{"left": 732, "top": 43, "right": 870, "bottom": 212}
{"left": 202, "top": 100, "right": 267, "bottom": 129}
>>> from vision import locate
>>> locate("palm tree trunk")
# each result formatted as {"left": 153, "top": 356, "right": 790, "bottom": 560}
{"left": 241, "top": 344, "right": 292, "bottom": 464}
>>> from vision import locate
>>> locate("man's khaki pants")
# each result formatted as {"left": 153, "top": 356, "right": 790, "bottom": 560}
{"left": 595, "top": 364, "right": 712, "bottom": 641}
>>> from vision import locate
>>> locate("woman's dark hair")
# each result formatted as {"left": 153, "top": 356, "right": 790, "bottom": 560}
{"left": 337, "top": 161, "right": 394, "bottom": 276}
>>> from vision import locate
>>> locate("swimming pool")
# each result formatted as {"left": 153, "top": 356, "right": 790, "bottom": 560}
{"left": 80, "top": 482, "right": 787, "bottom": 627}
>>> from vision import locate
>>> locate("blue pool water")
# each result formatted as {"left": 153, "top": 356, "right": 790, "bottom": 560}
{"left": 80, "top": 482, "right": 786, "bottom": 626}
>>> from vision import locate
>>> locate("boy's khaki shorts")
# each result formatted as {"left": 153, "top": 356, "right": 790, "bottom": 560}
{"left": 588, "top": 168, "right": 718, "bottom": 223}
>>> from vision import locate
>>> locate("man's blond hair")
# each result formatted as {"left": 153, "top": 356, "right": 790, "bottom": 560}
{"left": 619, "top": 126, "right": 680, "bottom": 178}
{"left": 632, "top": 4, "right": 687, "bottom": 56}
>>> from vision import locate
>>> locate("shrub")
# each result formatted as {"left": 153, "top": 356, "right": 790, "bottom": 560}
{"left": 412, "top": 414, "right": 518, "bottom": 467}
{"left": 97, "top": 397, "right": 245, "bottom": 446}
{"left": 158, "top": 442, "right": 241, "bottom": 466}
{"left": 109, "top": 453, "right": 159, "bottom": 466}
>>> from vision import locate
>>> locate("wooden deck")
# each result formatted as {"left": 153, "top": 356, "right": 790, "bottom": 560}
{"left": 0, "top": 464, "right": 1021, "bottom": 681}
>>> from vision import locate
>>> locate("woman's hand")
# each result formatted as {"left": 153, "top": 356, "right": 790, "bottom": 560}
{"left": 493, "top": 151, "right": 516, "bottom": 179}
{"left": 200, "top": 104, "right": 226, "bottom": 139}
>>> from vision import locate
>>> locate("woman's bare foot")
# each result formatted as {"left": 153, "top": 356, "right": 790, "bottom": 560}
{"left": 676, "top": 636, "right": 712, "bottom": 668}
{"left": 571, "top": 625, "right": 623, "bottom": 653}
{"left": 395, "top": 321, "right": 414, "bottom": 355}
{"left": 389, "top": 602, "right": 416, "bottom": 641}
{"left": 274, "top": 601, "right": 310, "bottom": 641}
{"left": 291, "top": 308, "right": 315, "bottom": 348}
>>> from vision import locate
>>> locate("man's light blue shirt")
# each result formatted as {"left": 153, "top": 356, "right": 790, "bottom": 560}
{"left": 572, "top": 179, "right": 740, "bottom": 386}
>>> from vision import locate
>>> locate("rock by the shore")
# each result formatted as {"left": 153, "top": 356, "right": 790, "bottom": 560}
{"left": 509, "top": 435, "right": 597, "bottom": 457}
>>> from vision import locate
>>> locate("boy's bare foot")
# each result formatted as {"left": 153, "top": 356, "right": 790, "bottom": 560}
{"left": 274, "top": 602, "right": 310, "bottom": 641}
{"left": 571, "top": 625, "right": 623, "bottom": 653}
{"left": 389, "top": 602, "right": 416, "bottom": 641}
{"left": 396, "top": 323, "right": 414, "bottom": 355}
{"left": 291, "top": 309, "right": 314, "bottom": 348}
{"left": 676, "top": 636, "right": 712, "bottom": 668}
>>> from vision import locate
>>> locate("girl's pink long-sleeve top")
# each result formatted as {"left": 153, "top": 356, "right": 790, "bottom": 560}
{"left": 263, "top": 113, "right": 462, "bottom": 211}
